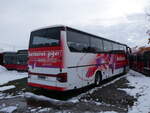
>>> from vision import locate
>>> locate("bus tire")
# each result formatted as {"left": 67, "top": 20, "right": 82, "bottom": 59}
{"left": 94, "top": 71, "right": 102, "bottom": 86}
{"left": 123, "top": 66, "right": 127, "bottom": 73}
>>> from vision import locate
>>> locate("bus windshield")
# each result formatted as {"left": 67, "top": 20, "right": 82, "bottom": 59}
{"left": 18, "top": 54, "right": 28, "bottom": 65}
{"left": 4, "top": 53, "right": 17, "bottom": 64}
{"left": 29, "top": 28, "right": 61, "bottom": 48}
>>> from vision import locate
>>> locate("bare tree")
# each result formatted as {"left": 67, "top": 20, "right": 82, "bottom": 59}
{"left": 146, "top": 7, "right": 150, "bottom": 44}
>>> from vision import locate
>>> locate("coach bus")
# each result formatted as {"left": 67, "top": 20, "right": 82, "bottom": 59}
{"left": 16, "top": 50, "right": 28, "bottom": 72}
{"left": 3, "top": 52, "right": 17, "bottom": 70}
{"left": 28, "top": 25, "right": 130, "bottom": 91}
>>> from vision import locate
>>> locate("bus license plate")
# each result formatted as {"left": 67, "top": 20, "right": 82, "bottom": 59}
{"left": 38, "top": 76, "right": 46, "bottom": 80}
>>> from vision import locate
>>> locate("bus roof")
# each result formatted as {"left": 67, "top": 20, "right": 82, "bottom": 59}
{"left": 3, "top": 52, "right": 17, "bottom": 56}
{"left": 17, "top": 50, "right": 28, "bottom": 54}
{"left": 3, "top": 52, "right": 17, "bottom": 54}
{"left": 31, "top": 25, "right": 128, "bottom": 47}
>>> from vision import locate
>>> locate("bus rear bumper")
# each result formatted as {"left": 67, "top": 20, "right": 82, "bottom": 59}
{"left": 28, "top": 82, "right": 67, "bottom": 91}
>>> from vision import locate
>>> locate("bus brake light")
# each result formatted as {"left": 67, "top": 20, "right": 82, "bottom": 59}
{"left": 57, "top": 73, "right": 67, "bottom": 82}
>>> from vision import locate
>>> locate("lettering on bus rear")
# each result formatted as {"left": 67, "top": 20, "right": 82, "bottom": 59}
{"left": 28, "top": 49, "right": 63, "bottom": 68}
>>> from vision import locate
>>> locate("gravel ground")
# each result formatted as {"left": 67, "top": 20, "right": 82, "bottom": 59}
{"left": 0, "top": 73, "right": 137, "bottom": 113}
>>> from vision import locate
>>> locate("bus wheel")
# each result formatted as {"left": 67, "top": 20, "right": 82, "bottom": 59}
{"left": 123, "top": 66, "right": 127, "bottom": 73}
{"left": 94, "top": 71, "right": 102, "bottom": 86}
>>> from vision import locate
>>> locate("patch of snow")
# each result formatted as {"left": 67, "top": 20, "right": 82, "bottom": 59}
{"left": 0, "top": 66, "right": 28, "bottom": 85}
{"left": 0, "top": 66, "right": 7, "bottom": 72}
{"left": 38, "top": 108, "right": 51, "bottom": 112}
{"left": 1, "top": 103, "right": 6, "bottom": 108}
{"left": 118, "top": 88, "right": 133, "bottom": 96}
{"left": 0, "top": 85, "right": 15, "bottom": 92}
{"left": 0, "top": 106, "right": 17, "bottom": 113}
{"left": 30, "top": 108, "right": 36, "bottom": 112}
{"left": 120, "top": 70, "right": 150, "bottom": 113}
{"left": 24, "top": 92, "right": 76, "bottom": 107}
{"left": 0, "top": 93, "right": 23, "bottom": 100}
{"left": 100, "top": 111, "right": 117, "bottom": 113}
{"left": 68, "top": 98, "right": 79, "bottom": 103}
{"left": 94, "top": 101, "right": 102, "bottom": 105}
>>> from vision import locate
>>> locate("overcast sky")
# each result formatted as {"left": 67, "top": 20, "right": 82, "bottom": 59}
{"left": 0, "top": 0, "right": 149, "bottom": 50}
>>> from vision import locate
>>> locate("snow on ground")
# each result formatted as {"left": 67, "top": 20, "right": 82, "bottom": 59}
{"left": 0, "top": 66, "right": 28, "bottom": 85}
{"left": 37, "top": 108, "right": 51, "bottom": 112}
{"left": 0, "top": 85, "right": 15, "bottom": 92}
{"left": 100, "top": 111, "right": 117, "bottom": 113}
{"left": 1, "top": 64, "right": 150, "bottom": 113}
{"left": 119, "top": 70, "right": 150, "bottom": 113}
{"left": 0, "top": 106, "right": 17, "bottom": 113}
{"left": 24, "top": 71, "right": 150, "bottom": 113}
{"left": 0, "top": 65, "right": 7, "bottom": 72}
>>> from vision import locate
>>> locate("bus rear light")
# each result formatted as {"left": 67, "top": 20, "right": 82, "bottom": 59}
{"left": 57, "top": 73, "right": 67, "bottom": 82}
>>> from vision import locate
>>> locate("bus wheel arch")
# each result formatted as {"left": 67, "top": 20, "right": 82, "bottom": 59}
{"left": 94, "top": 71, "right": 102, "bottom": 86}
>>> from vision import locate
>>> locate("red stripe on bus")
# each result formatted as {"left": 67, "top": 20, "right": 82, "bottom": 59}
{"left": 28, "top": 82, "right": 66, "bottom": 91}
{"left": 16, "top": 65, "right": 27, "bottom": 70}
{"left": 4, "top": 64, "right": 17, "bottom": 69}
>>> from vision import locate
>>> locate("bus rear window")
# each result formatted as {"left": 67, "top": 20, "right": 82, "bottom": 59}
{"left": 29, "top": 28, "right": 61, "bottom": 48}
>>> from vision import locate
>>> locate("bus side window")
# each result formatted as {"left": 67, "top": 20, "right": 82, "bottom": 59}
{"left": 103, "top": 40, "right": 108, "bottom": 51}
{"left": 120, "top": 45, "right": 124, "bottom": 51}
{"left": 90, "top": 37, "right": 103, "bottom": 52}
{"left": 113, "top": 43, "right": 118, "bottom": 51}
{"left": 68, "top": 42, "right": 79, "bottom": 52}
{"left": 67, "top": 30, "right": 90, "bottom": 52}
{"left": 123, "top": 46, "right": 126, "bottom": 52}
{"left": 103, "top": 40, "right": 113, "bottom": 51}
